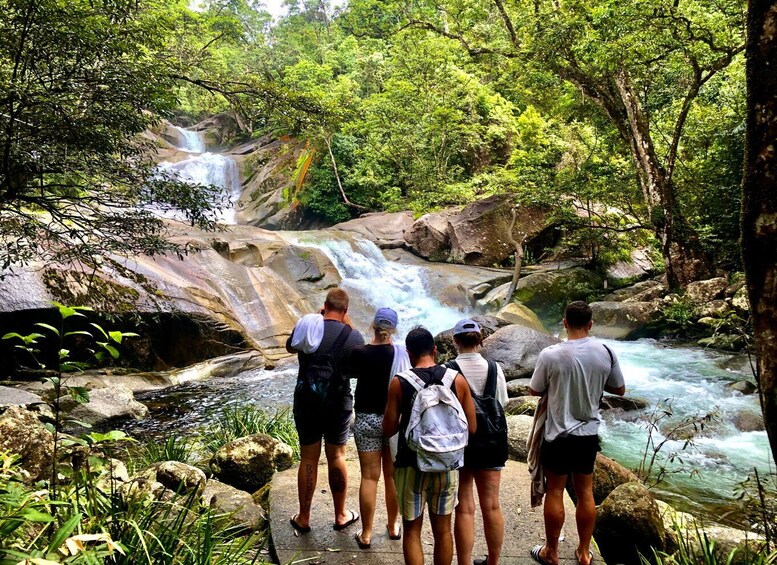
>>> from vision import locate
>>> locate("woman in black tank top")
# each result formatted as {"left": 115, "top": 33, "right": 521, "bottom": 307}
{"left": 351, "top": 308, "right": 403, "bottom": 548}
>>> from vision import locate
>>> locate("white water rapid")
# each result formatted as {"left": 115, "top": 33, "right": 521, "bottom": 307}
{"left": 290, "top": 234, "right": 465, "bottom": 337}
{"left": 156, "top": 127, "right": 242, "bottom": 224}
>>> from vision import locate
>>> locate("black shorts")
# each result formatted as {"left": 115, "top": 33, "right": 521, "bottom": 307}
{"left": 293, "top": 406, "right": 353, "bottom": 446}
{"left": 541, "top": 434, "right": 600, "bottom": 476}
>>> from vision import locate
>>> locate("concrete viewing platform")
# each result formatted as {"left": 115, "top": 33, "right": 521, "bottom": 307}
{"left": 269, "top": 441, "right": 602, "bottom": 564}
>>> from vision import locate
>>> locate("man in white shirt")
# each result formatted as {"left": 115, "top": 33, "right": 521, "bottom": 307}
{"left": 529, "top": 301, "right": 626, "bottom": 565}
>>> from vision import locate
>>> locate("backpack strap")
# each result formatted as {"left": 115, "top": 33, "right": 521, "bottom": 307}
{"left": 602, "top": 344, "right": 614, "bottom": 369}
{"left": 484, "top": 360, "right": 498, "bottom": 398}
{"left": 322, "top": 324, "right": 352, "bottom": 358}
{"left": 398, "top": 370, "right": 426, "bottom": 392}
{"left": 444, "top": 360, "right": 462, "bottom": 373}
{"left": 441, "top": 368, "right": 458, "bottom": 388}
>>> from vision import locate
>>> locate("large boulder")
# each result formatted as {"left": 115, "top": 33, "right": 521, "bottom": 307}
{"left": 600, "top": 395, "right": 649, "bottom": 412}
{"left": 133, "top": 461, "right": 206, "bottom": 495}
{"left": 0, "top": 386, "right": 46, "bottom": 409}
{"left": 591, "top": 454, "right": 640, "bottom": 505}
{"left": 0, "top": 406, "right": 54, "bottom": 483}
{"left": 63, "top": 384, "right": 148, "bottom": 427}
{"left": 201, "top": 479, "right": 267, "bottom": 531}
{"left": 589, "top": 301, "right": 664, "bottom": 340}
{"left": 506, "top": 379, "right": 533, "bottom": 398}
{"left": 447, "top": 196, "right": 550, "bottom": 267}
{"left": 512, "top": 268, "right": 604, "bottom": 322}
{"left": 403, "top": 210, "right": 456, "bottom": 261}
{"left": 481, "top": 325, "right": 560, "bottom": 380}
{"left": 605, "top": 249, "right": 657, "bottom": 288}
{"left": 333, "top": 211, "right": 414, "bottom": 249}
{"left": 685, "top": 277, "right": 728, "bottom": 304}
{"left": 495, "top": 302, "right": 547, "bottom": 333}
{"left": 595, "top": 482, "right": 666, "bottom": 564}
{"left": 727, "top": 380, "right": 757, "bottom": 395}
{"left": 604, "top": 279, "right": 666, "bottom": 303}
{"left": 504, "top": 396, "right": 539, "bottom": 416}
{"left": 730, "top": 286, "right": 750, "bottom": 316}
{"left": 210, "top": 433, "right": 294, "bottom": 493}
{"left": 506, "top": 415, "right": 534, "bottom": 462}
{"left": 732, "top": 410, "right": 765, "bottom": 432}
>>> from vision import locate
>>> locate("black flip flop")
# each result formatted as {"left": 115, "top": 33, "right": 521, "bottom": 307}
{"left": 386, "top": 523, "right": 401, "bottom": 540}
{"left": 289, "top": 514, "right": 310, "bottom": 534}
{"left": 531, "top": 545, "right": 555, "bottom": 565}
{"left": 576, "top": 550, "right": 594, "bottom": 564}
{"left": 355, "top": 531, "right": 371, "bottom": 549}
{"left": 333, "top": 510, "right": 360, "bottom": 531}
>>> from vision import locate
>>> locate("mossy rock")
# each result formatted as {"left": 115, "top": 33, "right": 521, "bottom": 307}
{"left": 512, "top": 268, "right": 604, "bottom": 323}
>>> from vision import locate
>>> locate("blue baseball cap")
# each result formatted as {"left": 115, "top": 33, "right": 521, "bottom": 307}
{"left": 453, "top": 319, "right": 482, "bottom": 336}
{"left": 373, "top": 307, "right": 399, "bottom": 330}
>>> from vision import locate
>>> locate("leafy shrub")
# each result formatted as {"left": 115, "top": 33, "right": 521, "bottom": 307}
{"left": 134, "top": 435, "right": 201, "bottom": 470}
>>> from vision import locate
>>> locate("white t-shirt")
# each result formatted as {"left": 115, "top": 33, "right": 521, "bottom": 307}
{"left": 529, "top": 337, "right": 625, "bottom": 442}
{"left": 453, "top": 352, "right": 509, "bottom": 406}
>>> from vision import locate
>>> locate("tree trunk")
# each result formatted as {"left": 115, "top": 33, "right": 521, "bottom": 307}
{"left": 741, "top": 0, "right": 777, "bottom": 465}
{"left": 502, "top": 208, "right": 527, "bottom": 309}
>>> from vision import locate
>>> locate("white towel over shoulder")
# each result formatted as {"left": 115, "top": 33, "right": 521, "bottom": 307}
{"left": 290, "top": 313, "right": 325, "bottom": 354}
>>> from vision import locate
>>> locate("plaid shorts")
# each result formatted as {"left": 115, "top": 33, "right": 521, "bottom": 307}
{"left": 394, "top": 465, "right": 459, "bottom": 521}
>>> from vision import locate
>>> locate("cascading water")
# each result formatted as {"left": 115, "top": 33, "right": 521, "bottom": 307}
{"left": 290, "top": 234, "right": 465, "bottom": 336}
{"left": 156, "top": 127, "right": 242, "bottom": 224}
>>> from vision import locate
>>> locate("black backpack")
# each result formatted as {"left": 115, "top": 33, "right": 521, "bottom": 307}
{"left": 446, "top": 359, "right": 508, "bottom": 469}
{"left": 295, "top": 324, "right": 352, "bottom": 413}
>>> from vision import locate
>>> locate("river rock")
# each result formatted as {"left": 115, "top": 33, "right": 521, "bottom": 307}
{"left": 333, "top": 211, "right": 414, "bottom": 248}
{"left": 589, "top": 301, "right": 663, "bottom": 340}
{"left": 506, "top": 379, "right": 533, "bottom": 398}
{"left": 604, "top": 279, "right": 666, "bottom": 303}
{"left": 504, "top": 396, "right": 539, "bottom": 416}
{"left": 565, "top": 454, "right": 639, "bottom": 506}
{"left": 263, "top": 245, "right": 340, "bottom": 288}
{"left": 700, "top": 299, "right": 731, "bottom": 318}
{"left": 595, "top": 482, "right": 666, "bottom": 564}
{"left": 732, "top": 410, "right": 765, "bottom": 432}
{"left": 0, "top": 386, "right": 45, "bottom": 409}
{"left": 62, "top": 384, "right": 148, "bottom": 427}
{"left": 727, "top": 380, "right": 757, "bottom": 395}
{"left": 201, "top": 479, "right": 267, "bottom": 531}
{"left": 685, "top": 277, "right": 728, "bottom": 303}
{"left": 210, "top": 433, "right": 294, "bottom": 493}
{"left": 731, "top": 286, "right": 750, "bottom": 315}
{"left": 447, "top": 195, "right": 549, "bottom": 267}
{"left": 211, "top": 238, "right": 264, "bottom": 267}
{"left": 481, "top": 325, "right": 560, "bottom": 380}
{"left": 403, "top": 210, "right": 455, "bottom": 260}
{"left": 506, "top": 415, "right": 534, "bottom": 462}
{"left": 0, "top": 406, "right": 54, "bottom": 483}
{"left": 697, "top": 334, "right": 746, "bottom": 351}
{"left": 605, "top": 249, "right": 656, "bottom": 288}
{"left": 600, "top": 395, "right": 649, "bottom": 411}
{"left": 512, "top": 268, "right": 604, "bottom": 322}
{"left": 495, "top": 302, "right": 547, "bottom": 333}
{"left": 134, "top": 461, "right": 206, "bottom": 495}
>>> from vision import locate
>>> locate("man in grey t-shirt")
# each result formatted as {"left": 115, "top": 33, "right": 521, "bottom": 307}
{"left": 529, "top": 301, "right": 625, "bottom": 565}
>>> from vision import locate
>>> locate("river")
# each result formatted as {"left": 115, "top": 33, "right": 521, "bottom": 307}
{"left": 135, "top": 127, "right": 772, "bottom": 526}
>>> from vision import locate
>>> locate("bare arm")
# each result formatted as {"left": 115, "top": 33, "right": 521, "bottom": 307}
{"left": 605, "top": 384, "right": 626, "bottom": 396}
{"left": 382, "top": 377, "right": 402, "bottom": 437}
{"left": 455, "top": 375, "right": 477, "bottom": 434}
{"left": 529, "top": 388, "right": 543, "bottom": 396}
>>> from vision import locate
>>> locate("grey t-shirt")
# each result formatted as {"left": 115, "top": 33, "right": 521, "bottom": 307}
{"left": 529, "top": 337, "right": 625, "bottom": 441}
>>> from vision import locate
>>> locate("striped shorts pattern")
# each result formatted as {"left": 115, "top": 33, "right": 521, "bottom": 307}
{"left": 394, "top": 465, "right": 459, "bottom": 521}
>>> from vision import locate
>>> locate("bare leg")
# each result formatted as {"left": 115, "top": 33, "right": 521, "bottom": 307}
{"left": 404, "top": 515, "right": 425, "bottom": 565}
{"left": 539, "top": 471, "right": 567, "bottom": 565}
{"left": 430, "top": 510, "right": 454, "bottom": 565}
{"left": 357, "top": 450, "right": 382, "bottom": 543}
{"left": 296, "top": 441, "right": 322, "bottom": 528}
{"left": 454, "top": 467, "right": 475, "bottom": 565}
{"left": 571, "top": 473, "right": 595, "bottom": 565}
{"left": 325, "top": 442, "right": 350, "bottom": 525}
{"left": 474, "top": 469, "right": 503, "bottom": 565}
{"left": 382, "top": 445, "right": 400, "bottom": 536}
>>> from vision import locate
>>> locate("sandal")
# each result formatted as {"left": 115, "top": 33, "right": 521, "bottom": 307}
{"left": 289, "top": 514, "right": 310, "bottom": 534}
{"left": 333, "top": 510, "right": 360, "bottom": 531}
{"left": 386, "top": 523, "right": 401, "bottom": 540}
{"left": 531, "top": 545, "right": 556, "bottom": 565}
{"left": 355, "top": 531, "right": 371, "bottom": 549}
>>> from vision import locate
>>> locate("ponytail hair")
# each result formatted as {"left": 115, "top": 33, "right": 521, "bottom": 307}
{"left": 372, "top": 323, "right": 395, "bottom": 341}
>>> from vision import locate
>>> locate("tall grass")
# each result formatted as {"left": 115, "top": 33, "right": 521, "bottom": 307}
{"left": 202, "top": 404, "right": 299, "bottom": 459}
{"left": 134, "top": 434, "right": 201, "bottom": 470}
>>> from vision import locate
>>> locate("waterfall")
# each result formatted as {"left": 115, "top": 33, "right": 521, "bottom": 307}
{"left": 293, "top": 235, "right": 465, "bottom": 336}
{"left": 173, "top": 126, "right": 206, "bottom": 153}
{"left": 156, "top": 127, "right": 242, "bottom": 224}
